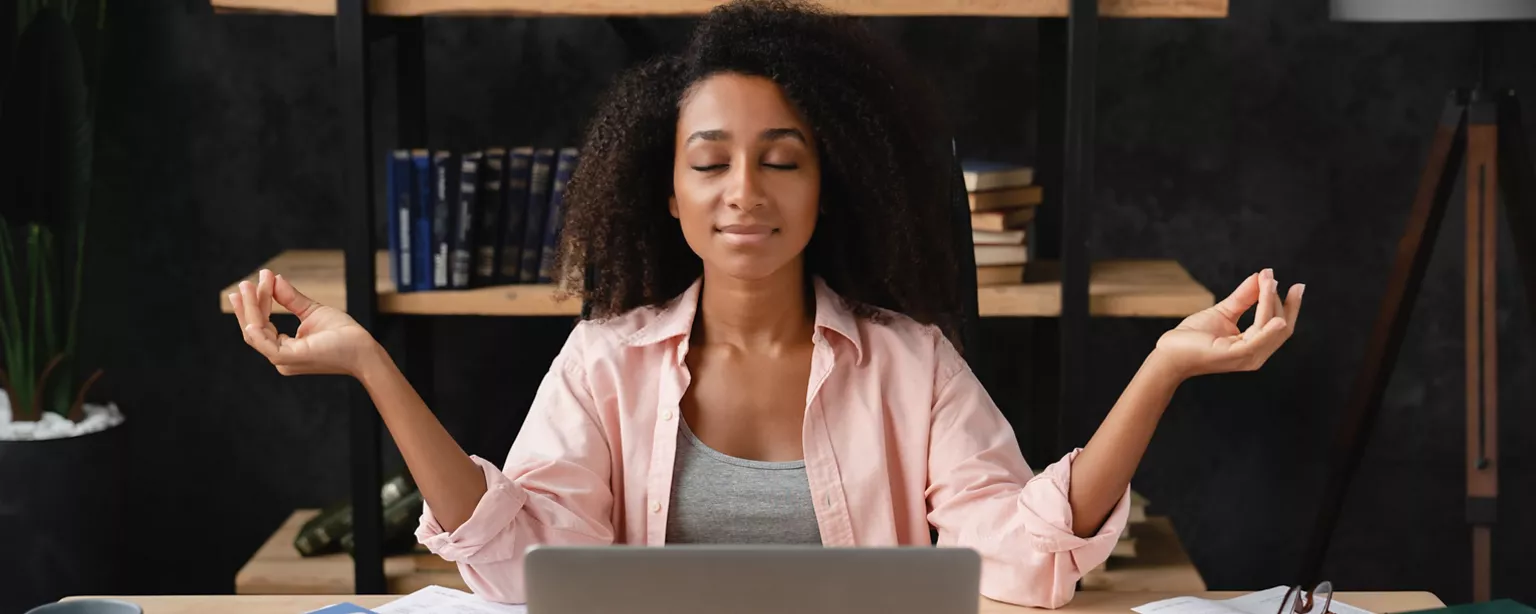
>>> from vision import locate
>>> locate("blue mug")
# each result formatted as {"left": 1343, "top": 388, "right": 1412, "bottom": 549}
{"left": 25, "top": 599, "right": 144, "bottom": 614}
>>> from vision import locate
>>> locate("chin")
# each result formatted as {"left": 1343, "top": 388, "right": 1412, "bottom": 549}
{"left": 705, "top": 252, "right": 799, "bottom": 282}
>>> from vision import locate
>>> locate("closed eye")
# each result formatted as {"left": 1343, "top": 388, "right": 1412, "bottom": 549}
{"left": 689, "top": 162, "right": 798, "bottom": 172}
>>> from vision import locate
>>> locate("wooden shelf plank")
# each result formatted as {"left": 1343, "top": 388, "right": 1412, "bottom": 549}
{"left": 218, "top": 249, "right": 1213, "bottom": 318}
{"left": 236, "top": 509, "right": 465, "bottom": 595}
{"left": 978, "top": 259, "right": 1214, "bottom": 318}
{"left": 210, "top": 0, "right": 1228, "bottom": 18}
{"left": 218, "top": 249, "right": 584, "bottom": 316}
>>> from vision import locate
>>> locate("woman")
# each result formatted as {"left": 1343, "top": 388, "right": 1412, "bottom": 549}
{"left": 230, "top": 0, "right": 1303, "bottom": 607}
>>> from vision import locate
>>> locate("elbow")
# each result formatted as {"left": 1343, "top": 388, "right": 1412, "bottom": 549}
{"left": 975, "top": 551, "right": 1085, "bottom": 610}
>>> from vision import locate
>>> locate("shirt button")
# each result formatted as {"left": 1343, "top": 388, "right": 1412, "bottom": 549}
{"left": 650, "top": 501, "right": 662, "bottom": 513}
{"left": 661, "top": 410, "right": 674, "bottom": 421}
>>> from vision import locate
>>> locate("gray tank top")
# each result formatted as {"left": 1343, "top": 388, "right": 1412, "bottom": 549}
{"left": 664, "top": 418, "right": 824, "bottom": 545}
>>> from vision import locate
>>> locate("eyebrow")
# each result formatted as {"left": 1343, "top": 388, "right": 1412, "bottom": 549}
{"left": 686, "top": 128, "right": 807, "bottom": 145}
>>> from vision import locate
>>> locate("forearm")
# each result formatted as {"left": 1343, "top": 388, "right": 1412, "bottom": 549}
{"left": 356, "top": 343, "right": 489, "bottom": 533}
{"left": 1066, "top": 351, "right": 1185, "bottom": 537}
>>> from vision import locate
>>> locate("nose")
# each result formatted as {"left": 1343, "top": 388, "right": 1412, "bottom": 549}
{"left": 724, "top": 159, "right": 767, "bottom": 211}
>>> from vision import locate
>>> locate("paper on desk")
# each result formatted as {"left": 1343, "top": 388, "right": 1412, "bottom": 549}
{"left": 373, "top": 585, "right": 527, "bottom": 614}
{"left": 1134, "top": 586, "right": 1377, "bottom": 614}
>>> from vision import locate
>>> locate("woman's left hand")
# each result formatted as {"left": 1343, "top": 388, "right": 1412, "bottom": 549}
{"left": 1153, "top": 268, "right": 1304, "bottom": 380}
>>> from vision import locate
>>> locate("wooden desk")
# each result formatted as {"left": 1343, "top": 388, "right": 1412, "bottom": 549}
{"left": 74, "top": 591, "right": 1444, "bottom": 614}
{"left": 239, "top": 510, "right": 1205, "bottom": 595}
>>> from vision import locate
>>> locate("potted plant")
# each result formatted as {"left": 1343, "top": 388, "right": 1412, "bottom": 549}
{"left": 0, "top": 3, "right": 120, "bottom": 613}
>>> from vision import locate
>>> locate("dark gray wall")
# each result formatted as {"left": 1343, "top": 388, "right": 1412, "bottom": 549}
{"left": 73, "top": 0, "right": 1535, "bottom": 606}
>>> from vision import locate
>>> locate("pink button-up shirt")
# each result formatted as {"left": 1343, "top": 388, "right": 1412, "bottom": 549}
{"left": 416, "top": 276, "right": 1131, "bottom": 608}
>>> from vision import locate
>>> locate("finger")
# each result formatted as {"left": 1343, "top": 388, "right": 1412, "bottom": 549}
{"left": 1265, "top": 273, "right": 1285, "bottom": 325}
{"left": 273, "top": 274, "right": 318, "bottom": 319}
{"left": 1285, "top": 283, "right": 1304, "bottom": 330}
{"left": 1226, "top": 331, "right": 1268, "bottom": 371}
{"left": 230, "top": 292, "right": 248, "bottom": 331}
{"left": 256, "top": 270, "right": 282, "bottom": 339}
{"left": 263, "top": 269, "right": 282, "bottom": 319}
{"left": 239, "top": 280, "right": 266, "bottom": 341}
{"left": 245, "top": 320, "right": 284, "bottom": 360}
{"left": 1253, "top": 269, "right": 1274, "bottom": 328}
{"left": 1215, "top": 273, "right": 1260, "bottom": 321}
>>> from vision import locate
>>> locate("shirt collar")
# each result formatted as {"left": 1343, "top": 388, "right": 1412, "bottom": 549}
{"left": 622, "top": 275, "right": 866, "bottom": 365}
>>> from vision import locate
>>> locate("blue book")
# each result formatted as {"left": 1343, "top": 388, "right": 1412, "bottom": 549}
{"left": 518, "top": 148, "right": 556, "bottom": 284}
{"left": 304, "top": 603, "right": 379, "bottom": 614}
{"left": 386, "top": 150, "right": 413, "bottom": 291}
{"left": 431, "top": 150, "right": 457, "bottom": 290}
{"left": 959, "top": 159, "right": 1034, "bottom": 192}
{"left": 451, "top": 151, "right": 480, "bottom": 289}
{"left": 473, "top": 148, "right": 506, "bottom": 287}
{"left": 499, "top": 147, "right": 534, "bottom": 284}
{"left": 411, "top": 149, "right": 434, "bottom": 292}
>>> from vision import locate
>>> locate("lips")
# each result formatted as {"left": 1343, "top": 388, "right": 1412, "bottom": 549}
{"left": 716, "top": 223, "right": 775, "bottom": 235}
{"left": 715, "top": 223, "right": 777, "bottom": 246}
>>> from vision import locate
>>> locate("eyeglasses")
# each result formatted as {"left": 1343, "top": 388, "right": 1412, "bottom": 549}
{"left": 1277, "top": 581, "right": 1334, "bottom": 614}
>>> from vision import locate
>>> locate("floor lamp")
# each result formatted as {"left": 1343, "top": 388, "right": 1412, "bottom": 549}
{"left": 1301, "top": 0, "right": 1536, "bottom": 603}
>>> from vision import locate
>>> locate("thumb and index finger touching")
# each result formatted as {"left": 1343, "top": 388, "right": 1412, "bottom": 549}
{"left": 229, "top": 268, "right": 322, "bottom": 358}
{"left": 271, "top": 271, "right": 318, "bottom": 319}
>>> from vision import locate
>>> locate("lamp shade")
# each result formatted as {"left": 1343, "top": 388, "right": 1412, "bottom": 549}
{"left": 1332, "top": 0, "right": 1536, "bottom": 21}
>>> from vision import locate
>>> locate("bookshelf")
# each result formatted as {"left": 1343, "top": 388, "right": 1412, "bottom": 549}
{"left": 210, "top": 0, "right": 1228, "bottom": 18}
{"left": 212, "top": 0, "right": 1228, "bottom": 592}
{"left": 217, "top": 249, "right": 1214, "bottom": 318}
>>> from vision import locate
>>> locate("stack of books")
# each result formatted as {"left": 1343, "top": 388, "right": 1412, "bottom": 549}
{"left": 384, "top": 146, "right": 580, "bottom": 293}
{"left": 1112, "top": 490, "right": 1151, "bottom": 559}
{"left": 962, "top": 160, "right": 1040, "bottom": 286}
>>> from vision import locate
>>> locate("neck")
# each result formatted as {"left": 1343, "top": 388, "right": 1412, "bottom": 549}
{"left": 695, "top": 261, "right": 813, "bottom": 354}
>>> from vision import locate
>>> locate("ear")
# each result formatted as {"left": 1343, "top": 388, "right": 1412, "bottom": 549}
{"left": 669, "top": 195, "right": 680, "bottom": 219}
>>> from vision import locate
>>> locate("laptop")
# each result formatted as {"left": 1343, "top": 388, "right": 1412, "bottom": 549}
{"left": 523, "top": 545, "right": 981, "bottom": 614}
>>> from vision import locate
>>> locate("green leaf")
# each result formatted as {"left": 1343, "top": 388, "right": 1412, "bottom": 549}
{"left": 39, "top": 226, "right": 55, "bottom": 361}
{"left": 65, "top": 218, "right": 84, "bottom": 357}
{"left": 25, "top": 225, "right": 39, "bottom": 383}
{"left": 68, "top": 0, "right": 105, "bottom": 115}
{"left": 0, "top": 4, "right": 103, "bottom": 420}
{"left": 0, "top": 219, "right": 24, "bottom": 419}
{"left": 0, "top": 215, "right": 17, "bottom": 350}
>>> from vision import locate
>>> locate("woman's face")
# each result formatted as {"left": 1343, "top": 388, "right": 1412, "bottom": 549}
{"left": 671, "top": 72, "right": 821, "bottom": 283}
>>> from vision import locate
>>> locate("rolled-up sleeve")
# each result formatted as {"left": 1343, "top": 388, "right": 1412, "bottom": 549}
{"left": 414, "top": 325, "right": 617, "bottom": 604}
{"left": 923, "top": 337, "right": 1130, "bottom": 609}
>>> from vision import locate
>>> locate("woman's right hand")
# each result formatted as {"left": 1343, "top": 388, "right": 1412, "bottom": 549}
{"left": 230, "top": 268, "right": 380, "bottom": 378}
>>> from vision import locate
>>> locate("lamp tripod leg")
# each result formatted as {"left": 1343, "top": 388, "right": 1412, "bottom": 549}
{"left": 1464, "top": 90, "right": 1499, "bottom": 604}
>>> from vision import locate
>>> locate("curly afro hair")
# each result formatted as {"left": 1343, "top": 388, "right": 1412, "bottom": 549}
{"left": 555, "top": 0, "right": 964, "bottom": 344}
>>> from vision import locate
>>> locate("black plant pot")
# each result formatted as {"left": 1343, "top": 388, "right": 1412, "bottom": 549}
{"left": 0, "top": 418, "right": 128, "bottom": 614}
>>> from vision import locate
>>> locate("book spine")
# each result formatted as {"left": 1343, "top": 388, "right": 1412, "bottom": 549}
{"left": 451, "top": 151, "right": 480, "bottom": 290}
{"left": 537, "top": 147, "right": 579, "bottom": 283}
{"left": 410, "top": 149, "right": 433, "bottom": 292}
{"left": 474, "top": 148, "right": 506, "bottom": 287}
{"left": 518, "top": 148, "right": 556, "bottom": 284}
{"left": 500, "top": 147, "right": 533, "bottom": 284}
{"left": 431, "top": 151, "right": 456, "bottom": 290}
{"left": 386, "top": 150, "right": 412, "bottom": 290}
